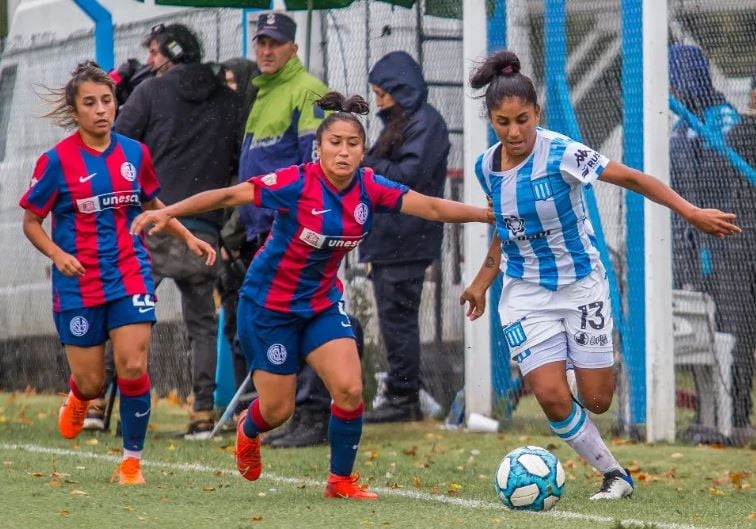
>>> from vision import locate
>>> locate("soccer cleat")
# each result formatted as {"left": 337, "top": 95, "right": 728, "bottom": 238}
{"left": 58, "top": 391, "right": 89, "bottom": 439}
{"left": 82, "top": 399, "right": 106, "bottom": 431}
{"left": 184, "top": 409, "right": 215, "bottom": 441}
{"left": 590, "top": 468, "right": 634, "bottom": 500}
{"left": 112, "top": 457, "right": 146, "bottom": 485}
{"left": 325, "top": 473, "right": 379, "bottom": 500}
{"left": 235, "top": 410, "right": 262, "bottom": 481}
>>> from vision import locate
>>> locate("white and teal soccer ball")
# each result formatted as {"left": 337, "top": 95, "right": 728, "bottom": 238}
{"left": 494, "top": 446, "right": 565, "bottom": 511}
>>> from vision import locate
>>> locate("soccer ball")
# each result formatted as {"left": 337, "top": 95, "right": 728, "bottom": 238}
{"left": 494, "top": 446, "right": 565, "bottom": 511}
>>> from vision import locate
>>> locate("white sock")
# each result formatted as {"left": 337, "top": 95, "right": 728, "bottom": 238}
{"left": 123, "top": 449, "right": 143, "bottom": 461}
{"left": 549, "top": 400, "right": 623, "bottom": 475}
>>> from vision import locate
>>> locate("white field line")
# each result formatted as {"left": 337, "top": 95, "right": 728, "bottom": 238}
{"left": 0, "top": 442, "right": 722, "bottom": 529}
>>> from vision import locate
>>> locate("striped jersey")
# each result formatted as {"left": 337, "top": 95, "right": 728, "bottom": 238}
{"left": 240, "top": 162, "right": 408, "bottom": 316}
{"left": 475, "top": 128, "right": 609, "bottom": 290}
{"left": 20, "top": 132, "right": 160, "bottom": 312}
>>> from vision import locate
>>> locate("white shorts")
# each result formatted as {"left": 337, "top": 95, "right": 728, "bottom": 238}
{"left": 498, "top": 266, "right": 615, "bottom": 376}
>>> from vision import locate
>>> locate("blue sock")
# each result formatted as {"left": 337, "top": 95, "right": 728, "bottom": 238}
{"left": 118, "top": 374, "right": 151, "bottom": 452}
{"left": 329, "top": 402, "right": 364, "bottom": 477}
{"left": 243, "top": 399, "right": 272, "bottom": 438}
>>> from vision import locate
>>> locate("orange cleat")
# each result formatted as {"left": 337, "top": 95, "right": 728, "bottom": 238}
{"left": 325, "top": 473, "right": 379, "bottom": 500}
{"left": 58, "top": 391, "right": 88, "bottom": 439}
{"left": 111, "top": 457, "right": 146, "bottom": 486}
{"left": 235, "top": 410, "right": 262, "bottom": 481}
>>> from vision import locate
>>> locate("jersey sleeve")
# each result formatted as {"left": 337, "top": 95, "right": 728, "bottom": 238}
{"left": 248, "top": 165, "right": 303, "bottom": 213}
{"left": 559, "top": 140, "right": 610, "bottom": 185}
{"left": 367, "top": 171, "right": 409, "bottom": 213}
{"left": 138, "top": 144, "right": 161, "bottom": 202}
{"left": 474, "top": 152, "right": 492, "bottom": 198}
{"left": 19, "top": 154, "right": 59, "bottom": 218}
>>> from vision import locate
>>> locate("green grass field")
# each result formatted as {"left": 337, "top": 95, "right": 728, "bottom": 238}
{"left": 1, "top": 392, "right": 753, "bottom": 529}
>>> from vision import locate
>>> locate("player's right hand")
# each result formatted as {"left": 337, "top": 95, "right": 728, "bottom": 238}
{"left": 130, "top": 211, "right": 169, "bottom": 236}
{"left": 460, "top": 285, "right": 487, "bottom": 321}
{"left": 52, "top": 251, "right": 85, "bottom": 277}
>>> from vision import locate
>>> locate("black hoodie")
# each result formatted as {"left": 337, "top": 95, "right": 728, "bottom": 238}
{"left": 114, "top": 62, "right": 242, "bottom": 229}
{"left": 359, "top": 51, "right": 450, "bottom": 266}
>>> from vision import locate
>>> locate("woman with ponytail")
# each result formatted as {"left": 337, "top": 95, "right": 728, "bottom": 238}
{"left": 131, "top": 91, "right": 490, "bottom": 500}
{"left": 19, "top": 61, "right": 216, "bottom": 485}
{"left": 459, "top": 50, "right": 740, "bottom": 500}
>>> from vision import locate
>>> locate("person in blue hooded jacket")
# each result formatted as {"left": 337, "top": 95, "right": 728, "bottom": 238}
{"left": 669, "top": 44, "right": 741, "bottom": 292}
{"left": 359, "top": 51, "right": 451, "bottom": 423}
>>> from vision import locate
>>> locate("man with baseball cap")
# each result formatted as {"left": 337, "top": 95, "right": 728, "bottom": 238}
{"left": 234, "top": 12, "right": 335, "bottom": 449}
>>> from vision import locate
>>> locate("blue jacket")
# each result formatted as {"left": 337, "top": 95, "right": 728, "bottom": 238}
{"left": 359, "top": 51, "right": 450, "bottom": 266}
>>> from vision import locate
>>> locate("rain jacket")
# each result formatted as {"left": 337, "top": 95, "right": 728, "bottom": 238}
{"left": 237, "top": 56, "right": 328, "bottom": 241}
{"left": 114, "top": 62, "right": 241, "bottom": 231}
{"left": 359, "top": 51, "right": 450, "bottom": 265}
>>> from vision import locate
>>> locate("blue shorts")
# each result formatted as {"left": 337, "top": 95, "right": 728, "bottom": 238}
{"left": 237, "top": 298, "right": 356, "bottom": 375}
{"left": 53, "top": 294, "right": 157, "bottom": 347}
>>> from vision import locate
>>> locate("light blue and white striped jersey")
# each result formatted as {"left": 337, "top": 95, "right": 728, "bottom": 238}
{"left": 475, "top": 128, "right": 609, "bottom": 291}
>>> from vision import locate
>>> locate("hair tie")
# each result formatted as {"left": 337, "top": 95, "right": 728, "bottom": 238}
{"left": 502, "top": 65, "right": 514, "bottom": 75}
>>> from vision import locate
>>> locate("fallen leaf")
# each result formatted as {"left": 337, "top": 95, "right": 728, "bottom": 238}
{"left": 69, "top": 489, "right": 87, "bottom": 496}
{"left": 251, "top": 515, "right": 263, "bottom": 522}
{"left": 747, "top": 513, "right": 756, "bottom": 520}
{"left": 413, "top": 476, "right": 422, "bottom": 489}
{"left": 31, "top": 472, "right": 44, "bottom": 477}
{"left": 85, "top": 438, "right": 98, "bottom": 446}
{"left": 202, "top": 486, "right": 216, "bottom": 492}
{"left": 59, "top": 510, "right": 70, "bottom": 518}
{"left": 670, "top": 452, "right": 683, "bottom": 459}
{"left": 708, "top": 487, "right": 725, "bottom": 496}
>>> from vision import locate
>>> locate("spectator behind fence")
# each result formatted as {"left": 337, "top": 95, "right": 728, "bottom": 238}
{"left": 216, "top": 57, "right": 262, "bottom": 420}
{"left": 721, "top": 74, "right": 755, "bottom": 443}
{"left": 114, "top": 23, "right": 243, "bottom": 440}
{"left": 359, "top": 51, "right": 450, "bottom": 423}
{"left": 236, "top": 12, "right": 335, "bottom": 449}
{"left": 668, "top": 44, "right": 752, "bottom": 444}
{"left": 669, "top": 44, "right": 741, "bottom": 290}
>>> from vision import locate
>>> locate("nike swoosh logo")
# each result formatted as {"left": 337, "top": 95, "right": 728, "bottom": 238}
{"left": 341, "top": 321, "right": 352, "bottom": 328}
{"left": 135, "top": 409, "right": 151, "bottom": 418}
{"left": 138, "top": 307, "right": 155, "bottom": 313}
{"left": 311, "top": 208, "right": 331, "bottom": 215}
{"left": 79, "top": 172, "right": 96, "bottom": 183}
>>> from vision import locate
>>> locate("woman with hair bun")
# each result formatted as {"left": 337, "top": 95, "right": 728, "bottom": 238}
{"left": 131, "top": 91, "right": 490, "bottom": 500}
{"left": 460, "top": 50, "right": 740, "bottom": 500}
{"left": 20, "top": 61, "right": 216, "bottom": 486}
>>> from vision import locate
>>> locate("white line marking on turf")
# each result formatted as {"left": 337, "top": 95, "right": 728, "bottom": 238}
{"left": 0, "top": 443, "right": 722, "bottom": 529}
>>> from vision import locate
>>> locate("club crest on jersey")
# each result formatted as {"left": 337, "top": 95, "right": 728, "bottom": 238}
{"left": 504, "top": 215, "right": 525, "bottom": 235}
{"left": 503, "top": 321, "right": 527, "bottom": 348}
{"left": 353, "top": 202, "right": 369, "bottom": 225}
{"left": 121, "top": 162, "right": 137, "bottom": 182}
{"left": 69, "top": 316, "right": 89, "bottom": 337}
{"left": 267, "top": 344, "right": 287, "bottom": 365}
{"left": 261, "top": 172, "right": 277, "bottom": 186}
{"left": 531, "top": 178, "right": 553, "bottom": 200}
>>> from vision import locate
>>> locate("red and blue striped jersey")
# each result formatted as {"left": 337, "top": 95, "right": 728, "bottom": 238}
{"left": 241, "top": 162, "right": 409, "bottom": 316}
{"left": 19, "top": 131, "right": 160, "bottom": 312}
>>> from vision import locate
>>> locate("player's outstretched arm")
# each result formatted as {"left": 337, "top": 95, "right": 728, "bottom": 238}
{"left": 22, "top": 210, "right": 85, "bottom": 277}
{"left": 400, "top": 190, "right": 492, "bottom": 224}
{"left": 131, "top": 182, "right": 255, "bottom": 237}
{"left": 598, "top": 161, "right": 741, "bottom": 238}
{"left": 142, "top": 198, "right": 216, "bottom": 266}
{"left": 459, "top": 232, "right": 501, "bottom": 321}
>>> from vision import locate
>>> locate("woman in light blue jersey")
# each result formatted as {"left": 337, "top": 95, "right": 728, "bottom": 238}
{"left": 460, "top": 50, "right": 740, "bottom": 500}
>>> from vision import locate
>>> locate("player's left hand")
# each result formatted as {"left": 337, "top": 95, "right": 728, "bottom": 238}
{"left": 130, "top": 210, "right": 170, "bottom": 236}
{"left": 187, "top": 236, "right": 217, "bottom": 266}
{"left": 687, "top": 207, "right": 741, "bottom": 238}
